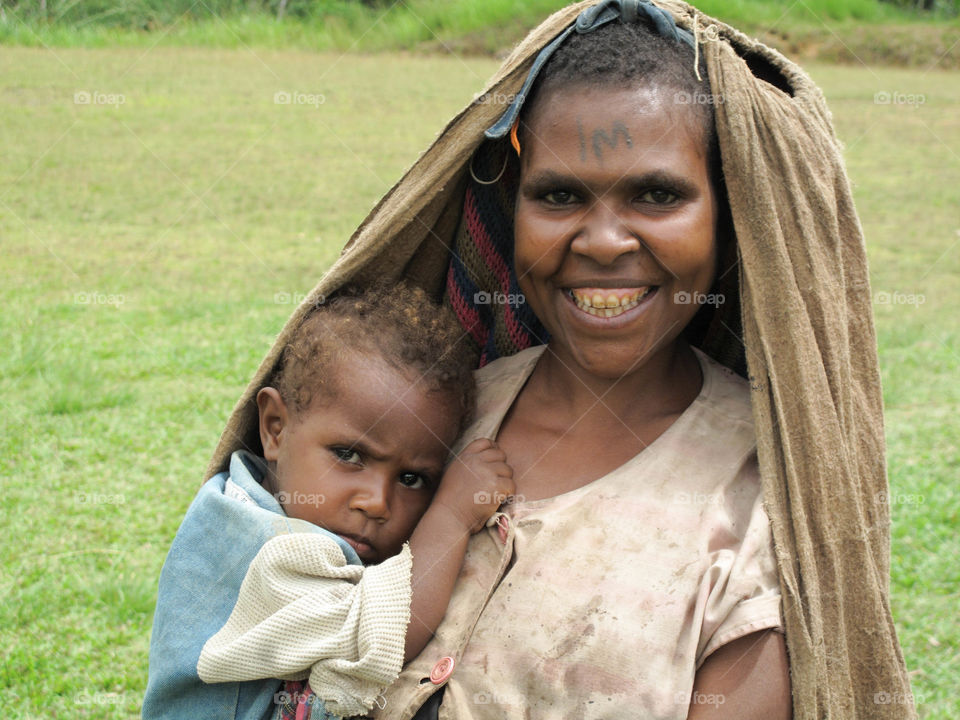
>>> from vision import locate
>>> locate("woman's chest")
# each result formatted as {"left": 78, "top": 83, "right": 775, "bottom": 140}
{"left": 496, "top": 405, "right": 679, "bottom": 502}
{"left": 445, "top": 494, "right": 715, "bottom": 719}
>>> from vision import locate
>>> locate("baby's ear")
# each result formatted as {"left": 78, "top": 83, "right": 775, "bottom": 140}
{"left": 256, "top": 387, "right": 288, "bottom": 462}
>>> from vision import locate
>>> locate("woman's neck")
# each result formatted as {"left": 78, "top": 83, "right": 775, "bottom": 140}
{"left": 530, "top": 339, "right": 703, "bottom": 429}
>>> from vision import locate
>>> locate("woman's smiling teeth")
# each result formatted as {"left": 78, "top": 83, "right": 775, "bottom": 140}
{"left": 568, "top": 287, "right": 654, "bottom": 317}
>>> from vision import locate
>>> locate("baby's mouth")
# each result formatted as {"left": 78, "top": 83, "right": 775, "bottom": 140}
{"left": 568, "top": 287, "right": 656, "bottom": 317}
{"left": 340, "top": 533, "right": 377, "bottom": 560}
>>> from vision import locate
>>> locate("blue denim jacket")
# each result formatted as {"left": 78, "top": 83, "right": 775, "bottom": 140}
{"left": 143, "top": 451, "right": 358, "bottom": 720}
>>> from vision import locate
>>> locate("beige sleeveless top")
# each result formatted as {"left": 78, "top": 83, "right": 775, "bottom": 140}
{"left": 376, "top": 345, "right": 782, "bottom": 720}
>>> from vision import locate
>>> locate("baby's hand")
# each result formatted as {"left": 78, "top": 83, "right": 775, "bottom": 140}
{"left": 434, "top": 438, "right": 515, "bottom": 534}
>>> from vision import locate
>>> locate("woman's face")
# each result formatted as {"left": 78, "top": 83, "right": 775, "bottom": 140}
{"left": 514, "top": 85, "right": 718, "bottom": 379}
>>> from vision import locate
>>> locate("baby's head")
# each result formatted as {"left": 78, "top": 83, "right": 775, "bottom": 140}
{"left": 256, "top": 282, "right": 476, "bottom": 563}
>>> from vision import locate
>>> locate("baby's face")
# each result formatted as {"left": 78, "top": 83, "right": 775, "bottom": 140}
{"left": 263, "top": 353, "right": 459, "bottom": 563}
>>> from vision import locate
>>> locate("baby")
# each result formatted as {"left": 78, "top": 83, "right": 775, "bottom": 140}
{"left": 143, "top": 283, "right": 514, "bottom": 720}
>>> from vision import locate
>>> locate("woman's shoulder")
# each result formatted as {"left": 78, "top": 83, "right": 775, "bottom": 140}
{"left": 475, "top": 344, "right": 547, "bottom": 388}
{"left": 450, "top": 346, "right": 547, "bottom": 454}
{"left": 693, "top": 346, "right": 755, "bottom": 430}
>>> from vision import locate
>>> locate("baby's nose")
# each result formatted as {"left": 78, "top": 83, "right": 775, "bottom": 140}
{"left": 351, "top": 475, "right": 392, "bottom": 520}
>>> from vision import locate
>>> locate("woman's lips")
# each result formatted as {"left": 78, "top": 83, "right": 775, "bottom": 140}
{"left": 567, "top": 287, "right": 657, "bottom": 317}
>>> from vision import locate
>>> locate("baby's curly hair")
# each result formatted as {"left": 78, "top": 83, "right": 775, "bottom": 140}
{"left": 271, "top": 282, "right": 478, "bottom": 435}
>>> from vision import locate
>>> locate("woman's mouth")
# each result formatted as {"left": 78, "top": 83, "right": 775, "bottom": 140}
{"left": 567, "top": 287, "right": 656, "bottom": 317}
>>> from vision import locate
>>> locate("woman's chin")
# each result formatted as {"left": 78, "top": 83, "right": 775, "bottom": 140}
{"left": 556, "top": 341, "right": 663, "bottom": 381}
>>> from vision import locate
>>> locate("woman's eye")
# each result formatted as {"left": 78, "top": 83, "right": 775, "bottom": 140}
{"left": 542, "top": 189, "right": 578, "bottom": 206}
{"left": 398, "top": 472, "right": 428, "bottom": 490}
{"left": 332, "top": 447, "right": 362, "bottom": 465}
{"left": 638, "top": 188, "right": 679, "bottom": 205}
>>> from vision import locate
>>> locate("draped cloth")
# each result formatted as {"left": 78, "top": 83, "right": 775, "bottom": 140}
{"left": 205, "top": 1, "right": 916, "bottom": 717}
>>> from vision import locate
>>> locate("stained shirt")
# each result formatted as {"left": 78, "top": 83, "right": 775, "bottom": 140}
{"left": 374, "top": 345, "right": 783, "bottom": 720}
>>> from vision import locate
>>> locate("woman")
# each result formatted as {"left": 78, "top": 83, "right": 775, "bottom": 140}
{"left": 207, "top": 1, "right": 916, "bottom": 718}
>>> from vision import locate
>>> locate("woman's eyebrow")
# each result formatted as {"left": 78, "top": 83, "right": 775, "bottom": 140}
{"left": 520, "top": 169, "right": 588, "bottom": 191}
{"left": 622, "top": 170, "right": 700, "bottom": 196}
{"left": 521, "top": 168, "right": 699, "bottom": 196}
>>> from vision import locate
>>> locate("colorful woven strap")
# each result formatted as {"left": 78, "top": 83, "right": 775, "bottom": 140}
{"left": 444, "top": 142, "right": 548, "bottom": 366}
{"left": 274, "top": 680, "right": 339, "bottom": 720}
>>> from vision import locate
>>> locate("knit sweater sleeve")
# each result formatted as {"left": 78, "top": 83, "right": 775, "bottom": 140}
{"left": 196, "top": 532, "right": 413, "bottom": 717}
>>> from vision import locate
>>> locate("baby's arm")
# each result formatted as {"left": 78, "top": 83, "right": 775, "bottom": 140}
{"left": 197, "top": 531, "right": 412, "bottom": 717}
{"left": 195, "top": 440, "right": 512, "bottom": 714}
{"left": 403, "top": 438, "right": 514, "bottom": 662}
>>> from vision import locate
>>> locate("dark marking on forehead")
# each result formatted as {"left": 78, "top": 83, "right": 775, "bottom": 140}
{"left": 592, "top": 121, "right": 633, "bottom": 164}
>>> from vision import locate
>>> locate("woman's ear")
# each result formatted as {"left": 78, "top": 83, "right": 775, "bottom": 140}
{"left": 256, "top": 387, "right": 288, "bottom": 462}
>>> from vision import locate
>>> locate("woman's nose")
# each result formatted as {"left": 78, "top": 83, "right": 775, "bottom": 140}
{"left": 570, "top": 201, "right": 641, "bottom": 265}
{"left": 350, "top": 475, "right": 392, "bottom": 521}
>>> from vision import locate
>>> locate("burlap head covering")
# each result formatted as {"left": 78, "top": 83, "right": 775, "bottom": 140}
{"left": 207, "top": 1, "right": 916, "bottom": 716}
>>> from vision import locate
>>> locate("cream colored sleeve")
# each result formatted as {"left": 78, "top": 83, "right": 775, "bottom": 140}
{"left": 695, "top": 457, "right": 784, "bottom": 667}
{"left": 197, "top": 533, "right": 412, "bottom": 717}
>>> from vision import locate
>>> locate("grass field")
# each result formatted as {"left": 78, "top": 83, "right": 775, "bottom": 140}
{"left": 1, "top": 0, "right": 958, "bottom": 68}
{"left": 1, "top": 43, "right": 957, "bottom": 719}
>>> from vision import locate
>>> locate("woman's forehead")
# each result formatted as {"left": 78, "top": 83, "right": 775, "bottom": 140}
{"left": 530, "top": 83, "right": 702, "bottom": 128}
{"left": 522, "top": 85, "right": 710, "bottom": 167}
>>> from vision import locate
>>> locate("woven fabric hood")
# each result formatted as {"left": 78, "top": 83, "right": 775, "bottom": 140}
{"left": 207, "top": 1, "right": 915, "bottom": 716}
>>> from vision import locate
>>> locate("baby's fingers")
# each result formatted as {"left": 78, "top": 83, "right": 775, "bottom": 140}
{"left": 461, "top": 437, "right": 495, "bottom": 453}
{"left": 487, "top": 459, "right": 514, "bottom": 479}
{"left": 472, "top": 447, "right": 509, "bottom": 466}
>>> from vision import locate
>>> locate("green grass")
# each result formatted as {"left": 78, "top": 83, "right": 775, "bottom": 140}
{"left": 1, "top": 0, "right": 957, "bottom": 60}
{"left": 0, "top": 48, "right": 957, "bottom": 718}
{"left": 805, "top": 63, "right": 960, "bottom": 713}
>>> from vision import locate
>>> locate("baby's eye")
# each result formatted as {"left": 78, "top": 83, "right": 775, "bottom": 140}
{"left": 398, "top": 472, "right": 429, "bottom": 490}
{"left": 332, "top": 447, "right": 362, "bottom": 465}
{"left": 637, "top": 188, "right": 679, "bottom": 205}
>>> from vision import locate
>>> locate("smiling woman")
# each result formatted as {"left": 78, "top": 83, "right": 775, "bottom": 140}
{"left": 205, "top": 1, "right": 917, "bottom": 719}
{"left": 373, "top": 16, "right": 790, "bottom": 718}
{"left": 514, "top": 85, "right": 718, "bottom": 382}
